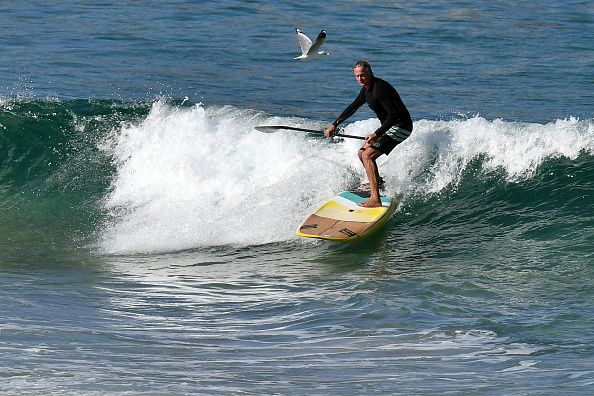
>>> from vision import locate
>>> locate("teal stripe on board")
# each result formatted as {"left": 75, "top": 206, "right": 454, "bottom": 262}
{"left": 340, "top": 191, "right": 392, "bottom": 204}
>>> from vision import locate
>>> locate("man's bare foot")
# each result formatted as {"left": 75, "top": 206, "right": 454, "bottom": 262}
{"left": 358, "top": 199, "right": 382, "bottom": 208}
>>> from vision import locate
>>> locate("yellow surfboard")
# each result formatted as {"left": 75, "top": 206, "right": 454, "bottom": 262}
{"left": 297, "top": 190, "right": 397, "bottom": 242}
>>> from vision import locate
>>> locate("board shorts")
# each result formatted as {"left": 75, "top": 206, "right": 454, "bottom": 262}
{"left": 371, "top": 126, "right": 412, "bottom": 155}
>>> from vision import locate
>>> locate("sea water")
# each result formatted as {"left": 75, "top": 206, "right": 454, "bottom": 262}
{"left": 1, "top": 1, "right": 594, "bottom": 394}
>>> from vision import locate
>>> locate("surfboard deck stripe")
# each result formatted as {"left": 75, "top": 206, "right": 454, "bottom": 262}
{"left": 334, "top": 191, "right": 392, "bottom": 208}
{"left": 297, "top": 189, "right": 397, "bottom": 242}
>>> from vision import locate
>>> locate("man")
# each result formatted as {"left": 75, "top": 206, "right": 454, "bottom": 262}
{"left": 324, "top": 60, "right": 413, "bottom": 207}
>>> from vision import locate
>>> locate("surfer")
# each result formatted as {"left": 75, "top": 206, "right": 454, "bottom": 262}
{"left": 324, "top": 60, "right": 413, "bottom": 207}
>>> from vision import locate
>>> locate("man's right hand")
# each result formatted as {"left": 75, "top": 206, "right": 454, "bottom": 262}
{"left": 324, "top": 124, "right": 336, "bottom": 139}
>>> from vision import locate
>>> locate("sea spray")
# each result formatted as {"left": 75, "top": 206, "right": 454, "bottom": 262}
{"left": 97, "top": 101, "right": 594, "bottom": 253}
{"left": 99, "top": 101, "right": 365, "bottom": 253}
{"left": 396, "top": 116, "right": 594, "bottom": 194}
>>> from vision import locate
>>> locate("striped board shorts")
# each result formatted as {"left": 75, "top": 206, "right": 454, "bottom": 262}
{"left": 371, "top": 126, "right": 412, "bottom": 155}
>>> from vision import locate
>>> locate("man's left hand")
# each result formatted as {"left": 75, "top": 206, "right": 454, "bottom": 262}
{"left": 365, "top": 132, "right": 378, "bottom": 144}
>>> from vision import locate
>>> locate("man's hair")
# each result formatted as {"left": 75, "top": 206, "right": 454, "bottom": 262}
{"left": 353, "top": 60, "right": 373, "bottom": 75}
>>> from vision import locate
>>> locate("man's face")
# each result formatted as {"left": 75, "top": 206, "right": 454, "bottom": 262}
{"left": 353, "top": 66, "right": 371, "bottom": 88}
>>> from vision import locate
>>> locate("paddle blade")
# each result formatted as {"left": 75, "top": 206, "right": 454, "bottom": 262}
{"left": 255, "top": 125, "right": 321, "bottom": 134}
{"left": 255, "top": 125, "right": 286, "bottom": 133}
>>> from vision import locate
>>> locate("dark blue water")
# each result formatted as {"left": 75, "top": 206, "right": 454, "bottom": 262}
{"left": 1, "top": 1, "right": 594, "bottom": 394}
{"left": 4, "top": 1, "right": 594, "bottom": 122}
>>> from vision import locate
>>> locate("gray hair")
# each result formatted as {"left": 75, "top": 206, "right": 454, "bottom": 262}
{"left": 353, "top": 60, "right": 373, "bottom": 75}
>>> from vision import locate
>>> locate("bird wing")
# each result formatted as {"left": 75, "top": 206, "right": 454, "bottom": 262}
{"left": 295, "top": 28, "right": 312, "bottom": 55}
{"left": 307, "top": 30, "right": 326, "bottom": 55}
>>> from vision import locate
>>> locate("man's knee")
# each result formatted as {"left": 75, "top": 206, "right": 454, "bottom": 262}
{"left": 360, "top": 147, "right": 374, "bottom": 161}
{"left": 358, "top": 147, "right": 365, "bottom": 161}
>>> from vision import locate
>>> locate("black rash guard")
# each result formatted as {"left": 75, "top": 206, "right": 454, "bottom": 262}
{"left": 332, "top": 76, "right": 412, "bottom": 137}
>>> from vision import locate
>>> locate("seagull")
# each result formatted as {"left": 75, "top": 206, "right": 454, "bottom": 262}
{"left": 294, "top": 28, "right": 330, "bottom": 60}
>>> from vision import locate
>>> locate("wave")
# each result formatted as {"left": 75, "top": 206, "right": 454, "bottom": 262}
{"left": 0, "top": 98, "right": 148, "bottom": 249}
{"left": 1, "top": 98, "right": 593, "bottom": 253}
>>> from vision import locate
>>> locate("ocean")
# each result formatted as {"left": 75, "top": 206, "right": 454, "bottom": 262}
{"left": 1, "top": 1, "right": 594, "bottom": 394}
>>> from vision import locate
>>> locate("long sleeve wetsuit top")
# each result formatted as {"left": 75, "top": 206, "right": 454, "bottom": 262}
{"left": 332, "top": 76, "right": 412, "bottom": 136}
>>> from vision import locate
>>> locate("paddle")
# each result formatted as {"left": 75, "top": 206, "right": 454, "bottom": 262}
{"left": 255, "top": 125, "right": 365, "bottom": 140}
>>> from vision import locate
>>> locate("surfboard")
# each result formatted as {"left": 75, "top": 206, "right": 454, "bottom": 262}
{"left": 297, "top": 189, "right": 397, "bottom": 242}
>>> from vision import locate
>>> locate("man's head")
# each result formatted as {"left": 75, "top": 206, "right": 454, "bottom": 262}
{"left": 352, "top": 60, "right": 373, "bottom": 89}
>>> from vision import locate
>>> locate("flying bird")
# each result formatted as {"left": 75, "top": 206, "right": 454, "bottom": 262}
{"left": 294, "top": 28, "right": 330, "bottom": 60}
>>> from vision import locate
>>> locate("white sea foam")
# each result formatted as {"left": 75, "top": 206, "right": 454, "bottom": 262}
{"left": 98, "top": 101, "right": 594, "bottom": 253}
{"left": 99, "top": 101, "right": 366, "bottom": 253}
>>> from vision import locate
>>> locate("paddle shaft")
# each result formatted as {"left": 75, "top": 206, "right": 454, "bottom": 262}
{"left": 255, "top": 125, "right": 365, "bottom": 140}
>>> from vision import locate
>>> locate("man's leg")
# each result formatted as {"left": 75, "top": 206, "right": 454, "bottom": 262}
{"left": 358, "top": 146, "right": 384, "bottom": 207}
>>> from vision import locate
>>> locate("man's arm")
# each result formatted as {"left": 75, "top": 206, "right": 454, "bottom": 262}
{"left": 332, "top": 88, "right": 366, "bottom": 128}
